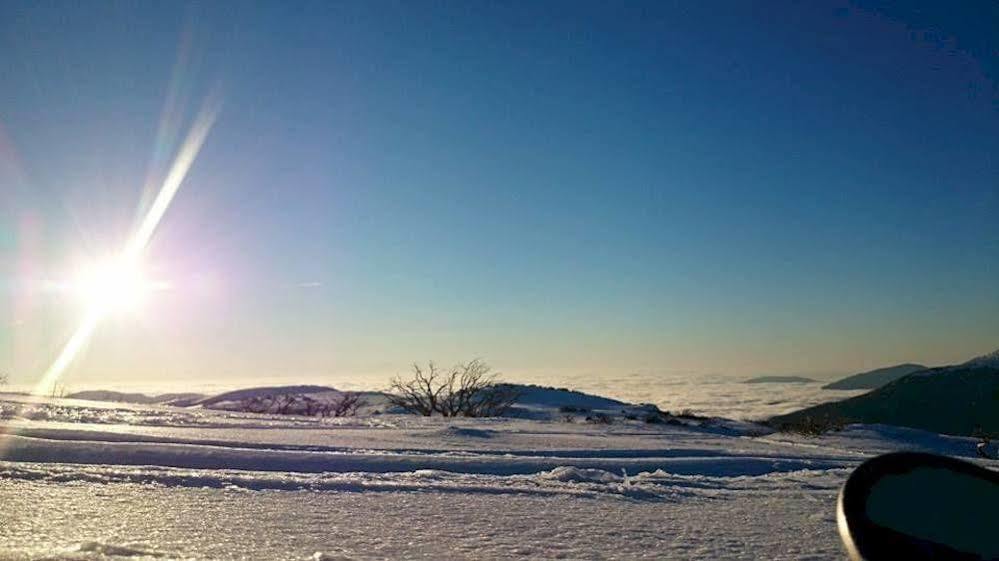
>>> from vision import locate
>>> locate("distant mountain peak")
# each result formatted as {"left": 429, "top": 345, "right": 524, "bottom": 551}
{"left": 964, "top": 348, "right": 999, "bottom": 368}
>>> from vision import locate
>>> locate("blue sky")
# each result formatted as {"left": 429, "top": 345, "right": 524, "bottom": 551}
{"left": 1, "top": 1, "right": 996, "bottom": 388}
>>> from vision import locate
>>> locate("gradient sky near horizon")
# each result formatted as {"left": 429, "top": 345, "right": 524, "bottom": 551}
{"left": 1, "top": 1, "right": 997, "bottom": 389}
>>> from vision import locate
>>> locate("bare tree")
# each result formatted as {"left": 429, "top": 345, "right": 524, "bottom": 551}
{"left": 387, "top": 362, "right": 445, "bottom": 416}
{"left": 327, "top": 392, "right": 365, "bottom": 417}
{"left": 49, "top": 382, "right": 69, "bottom": 398}
{"left": 387, "top": 359, "right": 520, "bottom": 417}
{"left": 0, "top": 372, "right": 8, "bottom": 387}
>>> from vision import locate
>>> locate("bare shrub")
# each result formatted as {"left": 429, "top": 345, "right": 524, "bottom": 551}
{"left": 237, "top": 392, "right": 365, "bottom": 417}
{"left": 387, "top": 359, "right": 520, "bottom": 417}
{"left": 773, "top": 415, "right": 847, "bottom": 437}
{"left": 49, "top": 382, "right": 69, "bottom": 398}
{"left": 239, "top": 394, "right": 274, "bottom": 414}
{"left": 273, "top": 394, "right": 298, "bottom": 415}
{"left": 322, "top": 392, "right": 365, "bottom": 417}
{"left": 301, "top": 396, "right": 323, "bottom": 416}
{"left": 585, "top": 412, "right": 613, "bottom": 424}
{"left": 644, "top": 413, "right": 664, "bottom": 424}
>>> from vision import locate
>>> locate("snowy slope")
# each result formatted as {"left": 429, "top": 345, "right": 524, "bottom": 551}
{"left": 0, "top": 390, "right": 994, "bottom": 560}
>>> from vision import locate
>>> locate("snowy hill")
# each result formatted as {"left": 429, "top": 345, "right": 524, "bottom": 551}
{"left": 194, "top": 385, "right": 339, "bottom": 407}
{"left": 771, "top": 350, "right": 999, "bottom": 436}
{"left": 58, "top": 383, "right": 636, "bottom": 423}
{"left": 63, "top": 383, "right": 636, "bottom": 420}
{"left": 67, "top": 390, "right": 163, "bottom": 404}
{"left": 506, "top": 384, "right": 627, "bottom": 409}
{"left": 193, "top": 385, "right": 393, "bottom": 416}
{"left": 68, "top": 390, "right": 206, "bottom": 406}
{"left": 500, "top": 383, "right": 630, "bottom": 419}
{"left": 822, "top": 363, "right": 927, "bottom": 390}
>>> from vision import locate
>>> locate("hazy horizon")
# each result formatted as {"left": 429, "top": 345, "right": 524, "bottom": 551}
{"left": 2, "top": 2, "right": 997, "bottom": 392}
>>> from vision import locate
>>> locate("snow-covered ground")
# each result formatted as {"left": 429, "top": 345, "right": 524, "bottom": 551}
{"left": 0, "top": 391, "right": 992, "bottom": 560}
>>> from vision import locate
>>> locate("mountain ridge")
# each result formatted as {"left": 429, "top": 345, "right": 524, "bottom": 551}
{"left": 962, "top": 348, "right": 999, "bottom": 368}
{"left": 822, "top": 363, "right": 927, "bottom": 390}
{"left": 771, "top": 348, "right": 999, "bottom": 436}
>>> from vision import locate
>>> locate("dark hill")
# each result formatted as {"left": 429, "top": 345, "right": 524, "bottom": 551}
{"left": 822, "top": 363, "right": 927, "bottom": 390}
{"left": 771, "top": 364, "right": 999, "bottom": 437}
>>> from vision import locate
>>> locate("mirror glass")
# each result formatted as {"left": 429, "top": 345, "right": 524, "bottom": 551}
{"left": 840, "top": 452, "right": 999, "bottom": 561}
{"left": 865, "top": 465, "right": 999, "bottom": 559}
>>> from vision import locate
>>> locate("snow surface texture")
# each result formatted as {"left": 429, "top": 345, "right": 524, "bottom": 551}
{"left": 0, "top": 391, "right": 994, "bottom": 560}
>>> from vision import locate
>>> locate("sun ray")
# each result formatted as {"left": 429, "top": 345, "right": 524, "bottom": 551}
{"left": 33, "top": 309, "right": 102, "bottom": 398}
{"left": 125, "top": 95, "right": 220, "bottom": 261}
{"left": 28, "top": 97, "right": 220, "bottom": 397}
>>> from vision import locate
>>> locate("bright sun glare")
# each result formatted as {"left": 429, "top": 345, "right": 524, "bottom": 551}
{"left": 24, "top": 76, "right": 220, "bottom": 397}
{"left": 73, "top": 258, "right": 153, "bottom": 316}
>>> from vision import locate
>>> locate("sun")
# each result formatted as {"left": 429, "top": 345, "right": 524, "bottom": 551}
{"left": 73, "top": 258, "right": 155, "bottom": 316}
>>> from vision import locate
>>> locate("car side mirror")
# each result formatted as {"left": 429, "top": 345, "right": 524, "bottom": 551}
{"left": 838, "top": 452, "right": 999, "bottom": 561}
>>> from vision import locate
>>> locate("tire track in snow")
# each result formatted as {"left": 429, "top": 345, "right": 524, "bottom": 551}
{"left": 0, "top": 434, "right": 856, "bottom": 478}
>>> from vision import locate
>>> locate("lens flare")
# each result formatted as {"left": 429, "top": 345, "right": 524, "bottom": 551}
{"left": 29, "top": 96, "right": 219, "bottom": 397}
